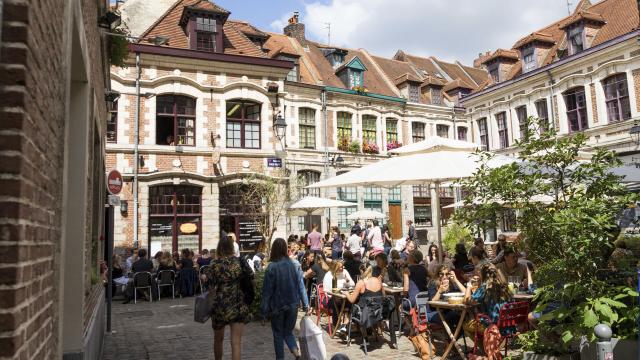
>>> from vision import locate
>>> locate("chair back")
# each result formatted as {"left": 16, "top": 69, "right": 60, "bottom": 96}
{"left": 157, "top": 270, "right": 175, "bottom": 285}
{"left": 414, "top": 291, "right": 430, "bottom": 313}
{"left": 315, "top": 284, "right": 330, "bottom": 310}
{"left": 134, "top": 271, "right": 152, "bottom": 287}
{"left": 497, "top": 301, "right": 530, "bottom": 330}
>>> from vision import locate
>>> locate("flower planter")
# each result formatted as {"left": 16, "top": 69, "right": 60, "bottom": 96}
{"left": 579, "top": 338, "right": 638, "bottom": 360}
{"left": 523, "top": 351, "right": 579, "bottom": 360}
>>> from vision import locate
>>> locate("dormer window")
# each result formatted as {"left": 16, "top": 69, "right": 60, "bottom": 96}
{"left": 488, "top": 64, "right": 499, "bottom": 83}
{"left": 336, "top": 56, "right": 367, "bottom": 90}
{"left": 522, "top": 46, "right": 536, "bottom": 72}
{"left": 321, "top": 48, "right": 347, "bottom": 68}
{"left": 567, "top": 25, "right": 584, "bottom": 55}
{"left": 408, "top": 84, "right": 420, "bottom": 103}
{"left": 196, "top": 17, "right": 217, "bottom": 52}
{"left": 431, "top": 88, "right": 442, "bottom": 105}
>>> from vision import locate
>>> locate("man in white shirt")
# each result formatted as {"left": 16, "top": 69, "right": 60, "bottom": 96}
{"left": 347, "top": 230, "right": 362, "bottom": 258}
{"left": 367, "top": 220, "right": 384, "bottom": 253}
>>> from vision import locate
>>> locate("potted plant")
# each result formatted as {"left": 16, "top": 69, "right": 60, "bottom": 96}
{"left": 348, "top": 140, "right": 361, "bottom": 154}
{"left": 338, "top": 136, "right": 350, "bottom": 152}
{"left": 362, "top": 141, "right": 379, "bottom": 154}
{"left": 386, "top": 141, "right": 402, "bottom": 151}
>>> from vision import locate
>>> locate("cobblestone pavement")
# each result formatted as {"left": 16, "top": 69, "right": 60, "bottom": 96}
{"left": 102, "top": 295, "right": 518, "bottom": 359}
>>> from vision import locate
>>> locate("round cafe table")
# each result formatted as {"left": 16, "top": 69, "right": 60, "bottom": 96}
{"left": 426, "top": 300, "right": 472, "bottom": 360}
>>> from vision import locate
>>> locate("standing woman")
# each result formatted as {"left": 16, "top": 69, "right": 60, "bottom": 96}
{"left": 382, "top": 226, "right": 393, "bottom": 255}
{"left": 261, "top": 238, "right": 310, "bottom": 360}
{"left": 329, "top": 226, "right": 343, "bottom": 260}
{"left": 203, "top": 234, "right": 254, "bottom": 360}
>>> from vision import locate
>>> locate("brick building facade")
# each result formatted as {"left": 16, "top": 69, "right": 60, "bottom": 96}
{"left": 108, "top": 0, "right": 486, "bottom": 254}
{"left": 0, "top": 0, "right": 111, "bottom": 359}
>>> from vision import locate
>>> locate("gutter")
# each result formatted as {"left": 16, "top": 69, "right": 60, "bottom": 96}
{"left": 128, "top": 43, "right": 295, "bottom": 69}
{"left": 462, "top": 29, "right": 640, "bottom": 103}
{"left": 324, "top": 86, "right": 407, "bottom": 104}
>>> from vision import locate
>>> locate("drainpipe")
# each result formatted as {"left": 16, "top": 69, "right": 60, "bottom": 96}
{"left": 133, "top": 52, "right": 141, "bottom": 248}
{"left": 546, "top": 70, "right": 556, "bottom": 129}
{"left": 322, "top": 90, "right": 330, "bottom": 232}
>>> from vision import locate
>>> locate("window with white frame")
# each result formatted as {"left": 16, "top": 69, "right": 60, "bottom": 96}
{"left": 436, "top": 124, "right": 449, "bottom": 138}
{"left": 477, "top": 118, "right": 488, "bottom": 150}
{"left": 522, "top": 46, "right": 536, "bottom": 72}
{"left": 564, "top": 87, "right": 588, "bottom": 132}
{"left": 496, "top": 112, "right": 509, "bottom": 148}
{"left": 516, "top": 105, "right": 528, "bottom": 140}
{"left": 299, "top": 108, "right": 316, "bottom": 149}
{"left": 298, "top": 170, "right": 320, "bottom": 197}
{"left": 603, "top": 73, "right": 631, "bottom": 123}
{"left": 412, "top": 122, "right": 425, "bottom": 143}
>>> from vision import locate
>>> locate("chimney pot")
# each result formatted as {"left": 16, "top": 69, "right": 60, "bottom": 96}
{"left": 284, "top": 12, "right": 306, "bottom": 46}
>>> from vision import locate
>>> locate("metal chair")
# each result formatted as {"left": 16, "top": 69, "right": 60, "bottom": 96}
{"left": 133, "top": 271, "right": 153, "bottom": 303}
{"left": 198, "top": 265, "right": 210, "bottom": 293}
{"left": 156, "top": 270, "right": 176, "bottom": 300}
{"left": 314, "top": 284, "right": 333, "bottom": 336}
{"left": 346, "top": 295, "right": 397, "bottom": 355}
{"left": 472, "top": 301, "right": 530, "bottom": 357}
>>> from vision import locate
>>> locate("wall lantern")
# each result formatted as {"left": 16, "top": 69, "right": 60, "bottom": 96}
{"left": 273, "top": 113, "right": 287, "bottom": 142}
{"left": 120, "top": 200, "right": 128, "bottom": 213}
{"left": 629, "top": 122, "right": 640, "bottom": 146}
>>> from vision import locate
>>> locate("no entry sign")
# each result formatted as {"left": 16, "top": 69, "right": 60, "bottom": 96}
{"left": 107, "top": 170, "right": 123, "bottom": 195}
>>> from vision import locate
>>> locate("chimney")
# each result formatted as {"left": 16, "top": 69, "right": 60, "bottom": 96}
{"left": 284, "top": 11, "right": 306, "bottom": 46}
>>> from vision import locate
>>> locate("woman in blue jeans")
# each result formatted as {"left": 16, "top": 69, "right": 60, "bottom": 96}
{"left": 261, "top": 238, "right": 311, "bottom": 360}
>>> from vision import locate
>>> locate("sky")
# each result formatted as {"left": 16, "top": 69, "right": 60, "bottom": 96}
{"left": 115, "top": 0, "right": 581, "bottom": 65}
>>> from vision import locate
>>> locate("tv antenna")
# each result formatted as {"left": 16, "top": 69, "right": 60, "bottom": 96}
{"left": 566, "top": 0, "right": 573, "bottom": 15}
{"left": 324, "top": 22, "right": 331, "bottom": 45}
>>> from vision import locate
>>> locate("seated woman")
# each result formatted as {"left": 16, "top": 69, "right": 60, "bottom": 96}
{"left": 386, "top": 250, "right": 404, "bottom": 285}
{"left": 323, "top": 261, "right": 355, "bottom": 335}
{"left": 343, "top": 266, "right": 393, "bottom": 343}
{"left": 464, "top": 263, "right": 513, "bottom": 360}
{"left": 342, "top": 250, "right": 361, "bottom": 282}
{"left": 426, "top": 264, "right": 466, "bottom": 327}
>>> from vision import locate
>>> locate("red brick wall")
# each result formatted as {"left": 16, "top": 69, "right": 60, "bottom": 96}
{"left": 0, "top": 0, "right": 108, "bottom": 358}
{"left": 632, "top": 69, "right": 640, "bottom": 113}
{"left": 589, "top": 83, "right": 598, "bottom": 124}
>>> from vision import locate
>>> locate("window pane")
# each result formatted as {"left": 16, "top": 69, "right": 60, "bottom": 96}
{"left": 386, "top": 119, "right": 398, "bottom": 143}
{"left": 457, "top": 127, "right": 467, "bottom": 141}
{"left": 412, "top": 122, "right": 425, "bottom": 142}
{"left": 362, "top": 115, "right": 377, "bottom": 144}
{"left": 227, "top": 102, "right": 242, "bottom": 118}
{"left": 299, "top": 108, "right": 315, "bottom": 125}
{"left": 107, "top": 100, "right": 118, "bottom": 143}
{"left": 337, "top": 112, "right": 352, "bottom": 141}
{"left": 389, "top": 187, "right": 401, "bottom": 201}
{"left": 436, "top": 125, "right": 449, "bottom": 138}
{"left": 245, "top": 103, "right": 260, "bottom": 120}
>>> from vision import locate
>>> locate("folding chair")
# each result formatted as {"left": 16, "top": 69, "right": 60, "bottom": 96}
{"left": 473, "top": 301, "right": 530, "bottom": 357}
{"left": 133, "top": 271, "right": 153, "bottom": 303}
{"left": 156, "top": 270, "right": 176, "bottom": 300}
{"left": 314, "top": 284, "right": 333, "bottom": 336}
{"left": 198, "top": 265, "right": 210, "bottom": 294}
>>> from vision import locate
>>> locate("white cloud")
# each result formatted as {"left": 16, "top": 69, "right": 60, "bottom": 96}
{"left": 270, "top": 0, "right": 578, "bottom": 65}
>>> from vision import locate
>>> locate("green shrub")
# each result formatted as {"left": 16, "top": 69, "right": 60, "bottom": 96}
{"left": 442, "top": 222, "right": 473, "bottom": 254}
{"left": 348, "top": 140, "right": 361, "bottom": 154}
{"left": 248, "top": 269, "right": 265, "bottom": 320}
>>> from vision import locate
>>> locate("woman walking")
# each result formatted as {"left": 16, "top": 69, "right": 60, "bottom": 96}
{"left": 203, "top": 234, "right": 254, "bottom": 360}
{"left": 261, "top": 238, "right": 310, "bottom": 360}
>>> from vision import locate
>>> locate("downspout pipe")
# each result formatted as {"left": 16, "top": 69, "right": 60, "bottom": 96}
{"left": 322, "top": 90, "right": 330, "bottom": 233}
{"left": 546, "top": 70, "right": 556, "bottom": 130}
{"left": 133, "top": 52, "right": 140, "bottom": 249}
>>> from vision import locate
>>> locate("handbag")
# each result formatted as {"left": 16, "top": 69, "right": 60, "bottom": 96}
{"left": 409, "top": 332, "right": 436, "bottom": 360}
{"left": 239, "top": 258, "right": 255, "bottom": 306}
{"left": 194, "top": 277, "right": 217, "bottom": 323}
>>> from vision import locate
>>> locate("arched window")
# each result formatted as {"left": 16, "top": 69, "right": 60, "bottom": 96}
{"left": 156, "top": 95, "right": 196, "bottom": 146}
{"left": 226, "top": 100, "right": 261, "bottom": 149}
{"left": 298, "top": 170, "right": 320, "bottom": 197}
{"left": 563, "top": 87, "right": 588, "bottom": 132}
{"left": 386, "top": 118, "right": 398, "bottom": 144}
{"left": 299, "top": 108, "right": 316, "bottom": 149}
{"left": 477, "top": 118, "right": 488, "bottom": 150}
{"left": 337, "top": 112, "right": 352, "bottom": 151}
{"left": 602, "top": 73, "right": 631, "bottom": 122}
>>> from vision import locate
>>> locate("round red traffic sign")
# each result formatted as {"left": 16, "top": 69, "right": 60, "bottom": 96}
{"left": 107, "top": 170, "right": 123, "bottom": 195}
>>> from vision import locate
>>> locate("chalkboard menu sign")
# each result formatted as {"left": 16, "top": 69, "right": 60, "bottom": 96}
{"left": 238, "top": 219, "right": 264, "bottom": 247}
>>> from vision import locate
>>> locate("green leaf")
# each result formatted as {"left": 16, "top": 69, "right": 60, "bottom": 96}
{"left": 583, "top": 309, "right": 599, "bottom": 328}
{"left": 561, "top": 330, "right": 574, "bottom": 343}
{"left": 599, "top": 298, "right": 627, "bottom": 308}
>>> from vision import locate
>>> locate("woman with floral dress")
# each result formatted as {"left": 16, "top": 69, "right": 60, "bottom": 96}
{"left": 203, "top": 233, "right": 254, "bottom": 360}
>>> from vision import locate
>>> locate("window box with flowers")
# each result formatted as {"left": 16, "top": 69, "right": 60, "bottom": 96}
{"left": 338, "top": 136, "right": 351, "bottom": 152}
{"left": 362, "top": 141, "right": 379, "bottom": 154}
{"left": 348, "top": 140, "right": 361, "bottom": 154}
{"left": 352, "top": 86, "right": 369, "bottom": 94}
{"left": 386, "top": 141, "right": 402, "bottom": 151}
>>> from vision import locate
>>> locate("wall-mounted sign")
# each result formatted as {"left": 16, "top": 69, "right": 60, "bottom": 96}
{"left": 267, "top": 158, "right": 282, "bottom": 168}
{"left": 238, "top": 220, "right": 264, "bottom": 247}
{"left": 180, "top": 223, "right": 198, "bottom": 234}
{"left": 106, "top": 170, "right": 123, "bottom": 195}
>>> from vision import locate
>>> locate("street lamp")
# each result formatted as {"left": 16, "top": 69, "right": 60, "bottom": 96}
{"left": 630, "top": 122, "right": 640, "bottom": 146}
{"left": 331, "top": 154, "right": 344, "bottom": 169}
{"left": 273, "top": 112, "right": 287, "bottom": 142}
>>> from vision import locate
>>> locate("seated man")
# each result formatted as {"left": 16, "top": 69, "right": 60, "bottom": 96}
{"left": 496, "top": 247, "right": 528, "bottom": 288}
{"left": 123, "top": 248, "right": 155, "bottom": 303}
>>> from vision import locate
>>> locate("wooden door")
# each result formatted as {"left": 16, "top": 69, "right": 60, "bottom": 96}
{"left": 389, "top": 204, "right": 402, "bottom": 239}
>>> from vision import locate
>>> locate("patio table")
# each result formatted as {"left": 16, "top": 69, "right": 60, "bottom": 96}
{"left": 325, "top": 288, "right": 352, "bottom": 338}
{"left": 426, "top": 300, "right": 472, "bottom": 360}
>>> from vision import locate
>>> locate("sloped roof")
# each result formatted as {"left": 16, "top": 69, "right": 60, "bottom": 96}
{"left": 481, "top": 49, "right": 519, "bottom": 64}
{"left": 443, "top": 78, "right": 476, "bottom": 92}
{"left": 432, "top": 57, "right": 483, "bottom": 88}
{"left": 474, "top": 0, "right": 639, "bottom": 91}
{"left": 227, "top": 20, "right": 269, "bottom": 39}
{"left": 141, "top": 0, "right": 265, "bottom": 57}
{"left": 513, "top": 32, "right": 556, "bottom": 49}
{"left": 372, "top": 55, "right": 425, "bottom": 84}
{"left": 393, "top": 73, "right": 423, "bottom": 85}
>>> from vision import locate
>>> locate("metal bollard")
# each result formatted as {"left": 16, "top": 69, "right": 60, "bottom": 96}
{"left": 594, "top": 324, "right": 613, "bottom": 360}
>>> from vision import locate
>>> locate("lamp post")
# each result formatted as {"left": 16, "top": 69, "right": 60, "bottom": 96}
{"left": 273, "top": 112, "right": 287, "bottom": 145}
{"left": 630, "top": 122, "right": 640, "bottom": 146}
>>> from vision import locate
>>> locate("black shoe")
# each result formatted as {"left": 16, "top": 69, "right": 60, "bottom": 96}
{"left": 122, "top": 298, "right": 131, "bottom": 304}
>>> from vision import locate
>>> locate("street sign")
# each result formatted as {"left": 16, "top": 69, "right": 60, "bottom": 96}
{"left": 267, "top": 158, "right": 282, "bottom": 168}
{"left": 107, "top": 195, "right": 120, "bottom": 206}
{"left": 107, "top": 170, "right": 123, "bottom": 195}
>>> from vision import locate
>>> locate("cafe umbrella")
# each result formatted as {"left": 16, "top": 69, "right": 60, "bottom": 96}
{"left": 307, "top": 149, "right": 518, "bottom": 260}
{"left": 287, "top": 196, "right": 357, "bottom": 232}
